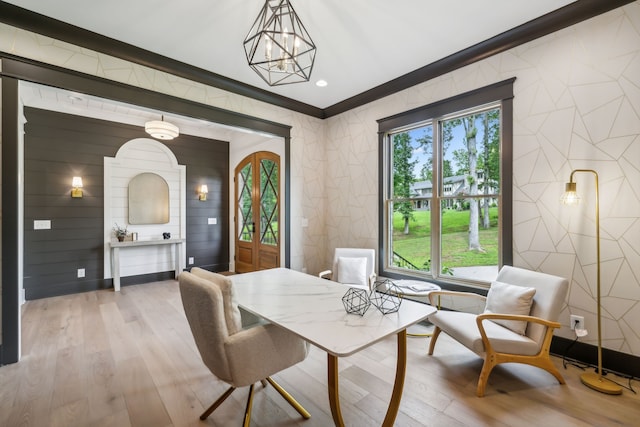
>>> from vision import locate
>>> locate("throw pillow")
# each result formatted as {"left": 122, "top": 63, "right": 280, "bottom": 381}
{"left": 483, "top": 281, "right": 536, "bottom": 335}
{"left": 337, "top": 257, "right": 368, "bottom": 288}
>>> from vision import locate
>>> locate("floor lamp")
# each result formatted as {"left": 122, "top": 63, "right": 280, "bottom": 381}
{"left": 562, "top": 169, "right": 622, "bottom": 395}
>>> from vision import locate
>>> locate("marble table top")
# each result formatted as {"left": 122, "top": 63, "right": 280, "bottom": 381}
{"left": 230, "top": 268, "right": 436, "bottom": 357}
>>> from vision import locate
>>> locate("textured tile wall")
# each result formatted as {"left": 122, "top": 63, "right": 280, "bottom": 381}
{"left": 324, "top": 3, "right": 640, "bottom": 355}
{"left": 1, "top": 2, "right": 639, "bottom": 356}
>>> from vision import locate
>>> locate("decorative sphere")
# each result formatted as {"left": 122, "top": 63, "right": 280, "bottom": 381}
{"left": 370, "top": 279, "right": 402, "bottom": 314}
{"left": 342, "top": 287, "right": 371, "bottom": 316}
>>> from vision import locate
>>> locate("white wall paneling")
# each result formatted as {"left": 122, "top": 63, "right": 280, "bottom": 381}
{"left": 104, "top": 138, "right": 186, "bottom": 280}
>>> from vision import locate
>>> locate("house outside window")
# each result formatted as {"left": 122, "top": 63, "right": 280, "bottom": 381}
{"left": 378, "top": 79, "right": 514, "bottom": 287}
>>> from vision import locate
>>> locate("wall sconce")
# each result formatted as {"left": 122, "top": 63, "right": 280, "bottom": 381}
{"left": 198, "top": 184, "right": 208, "bottom": 201}
{"left": 71, "top": 176, "right": 83, "bottom": 198}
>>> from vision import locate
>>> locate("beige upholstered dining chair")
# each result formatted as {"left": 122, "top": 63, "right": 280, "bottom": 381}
{"left": 179, "top": 268, "right": 311, "bottom": 425}
{"left": 427, "top": 265, "right": 569, "bottom": 397}
{"left": 319, "top": 247, "right": 376, "bottom": 290}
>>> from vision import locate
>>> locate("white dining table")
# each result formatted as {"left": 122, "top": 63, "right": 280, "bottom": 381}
{"left": 230, "top": 268, "right": 436, "bottom": 427}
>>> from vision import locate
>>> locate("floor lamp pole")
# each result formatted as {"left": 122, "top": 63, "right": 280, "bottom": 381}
{"left": 563, "top": 169, "right": 621, "bottom": 395}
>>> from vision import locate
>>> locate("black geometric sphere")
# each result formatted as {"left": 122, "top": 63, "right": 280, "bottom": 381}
{"left": 370, "top": 279, "right": 403, "bottom": 314}
{"left": 342, "top": 287, "right": 371, "bottom": 316}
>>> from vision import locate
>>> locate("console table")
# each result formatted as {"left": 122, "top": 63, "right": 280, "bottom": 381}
{"left": 109, "top": 238, "right": 185, "bottom": 291}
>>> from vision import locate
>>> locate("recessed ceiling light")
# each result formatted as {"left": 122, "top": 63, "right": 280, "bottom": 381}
{"left": 316, "top": 80, "right": 328, "bottom": 87}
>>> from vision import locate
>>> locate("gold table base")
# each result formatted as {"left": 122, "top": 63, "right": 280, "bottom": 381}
{"left": 327, "top": 329, "right": 407, "bottom": 426}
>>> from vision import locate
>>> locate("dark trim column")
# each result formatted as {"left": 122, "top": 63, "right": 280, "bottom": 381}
{"left": 1, "top": 75, "right": 20, "bottom": 364}
{"left": 284, "top": 136, "right": 291, "bottom": 268}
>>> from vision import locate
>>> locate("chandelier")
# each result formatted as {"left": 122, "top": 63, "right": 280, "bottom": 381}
{"left": 243, "top": 0, "right": 316, "bottom": 86}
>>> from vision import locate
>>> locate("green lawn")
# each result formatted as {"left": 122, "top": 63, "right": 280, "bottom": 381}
{"left": 392, "top": 208, "right": 498, "bottom": 270}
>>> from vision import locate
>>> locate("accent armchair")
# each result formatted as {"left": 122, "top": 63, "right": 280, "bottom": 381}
{"left": 319, "top": 247, "right": 376, "bottom": 290}
{"left": 180, "top": 268, "right": 311, "bottom": 425}
{"left": 427, "top": 265, "right": 569, "bottom": 397}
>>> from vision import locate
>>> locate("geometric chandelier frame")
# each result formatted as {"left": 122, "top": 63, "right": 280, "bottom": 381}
{"left": 243, "top": 0, "right": 316, "bottom": 86}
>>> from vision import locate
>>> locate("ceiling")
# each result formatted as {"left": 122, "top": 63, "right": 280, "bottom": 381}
{"left": 4, "top": 0, "right": 577, "bottom": 110}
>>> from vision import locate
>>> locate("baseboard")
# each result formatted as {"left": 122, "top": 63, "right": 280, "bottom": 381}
{"left": 192, "top": 263, "right": 230, "bottom": 272}
{"left": 26, "top": 278, "right": 114, "bottom": 300}
{"left": 119, "top": 271, "right": 175, "bottom": 287}
{"left": 551, "top": 335, "right": 640, "bottom": 379}
{"left": 25, "top": 271, "right": 177, "bottom": 300}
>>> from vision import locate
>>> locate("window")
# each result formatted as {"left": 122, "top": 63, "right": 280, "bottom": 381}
{"left": 378, "top": 79, "right": 514, "bottom": 287}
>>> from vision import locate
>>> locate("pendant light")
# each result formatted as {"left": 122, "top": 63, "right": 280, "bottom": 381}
{"left": 145, "top": 115, "right": 179, "bottom": 140}
{"left": 243, "top": 0, "right": 316, "bottom": 86}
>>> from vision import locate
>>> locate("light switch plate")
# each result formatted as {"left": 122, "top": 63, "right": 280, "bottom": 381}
{"left": 208, "top": 218, "right": 217, "bottom": 225}
{"left": 77, "top": 268, "right": 85, "bottom": 278}
{"left": 34, "top": 220, "right": 51, "bottom": 230}
{"left": 188, "top": 257, "right": 194, "bottom": 265}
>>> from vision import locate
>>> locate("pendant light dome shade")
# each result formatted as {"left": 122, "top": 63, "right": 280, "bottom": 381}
{"left": 145, "top": 117, "right": 179, "bottom": 140}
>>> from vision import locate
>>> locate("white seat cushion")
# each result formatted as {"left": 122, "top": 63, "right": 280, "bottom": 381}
{"left": 429, "top": 310, "right": 540, "bottom": 355}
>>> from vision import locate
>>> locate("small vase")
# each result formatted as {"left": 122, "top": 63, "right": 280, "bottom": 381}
{"left": 117, "top": 235, "right": 125, "bottom": 242}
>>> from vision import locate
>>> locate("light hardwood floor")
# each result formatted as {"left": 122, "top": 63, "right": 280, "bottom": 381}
{"left": 1, "top": 279, "right": 639, "bottom": 427}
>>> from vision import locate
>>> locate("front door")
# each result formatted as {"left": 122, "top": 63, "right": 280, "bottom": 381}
{"left": 234, "top": 151, "right": 280, "bottom": 273}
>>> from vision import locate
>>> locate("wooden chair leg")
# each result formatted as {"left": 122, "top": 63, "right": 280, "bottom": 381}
{"left": 200, "top": 386, "right": 236, "bottom": 420}
{"left": 476, "top": 354, "right": 498, "bottom": 397}
{"left": 428, "top": 326, "right": 442, "bottom": 355}
{"left": 535, "top": 356, "right": 566, "bottom": 385}
{"left": 243, "top": 384, "right": 256, "bottom": 427}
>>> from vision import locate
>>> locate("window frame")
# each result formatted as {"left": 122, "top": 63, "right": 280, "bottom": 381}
{"left": 377, "top": 78, "right": 515, "bottom": 289}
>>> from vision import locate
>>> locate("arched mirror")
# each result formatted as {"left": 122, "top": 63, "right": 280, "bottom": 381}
{"left": 128, "top": 172, "right": 170, "bottom": 224}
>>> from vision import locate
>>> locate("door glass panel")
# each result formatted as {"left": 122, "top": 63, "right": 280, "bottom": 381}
{"left": 260, "top": 159, "right": 278, "bottom": 246}
{"left": 238, "top": 162, "right": 253, "bottom": 242}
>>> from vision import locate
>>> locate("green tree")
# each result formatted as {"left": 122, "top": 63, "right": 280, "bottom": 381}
{"left": 442, "top": 159, "right": 453, "bottom": 178}
{"left": 478, "top": 109, "right": 500, "bottom": 228}
{"left": 419, "top": 163, "right": 430, "bottom": 181}
{"left": 393, "top": 132, "right": 416, "bottom": 234}
{"left": 415, "top": 125, "right": 454, "bottom": 180}
{"left": 462, "top": 115, "right": 482, "bottom": 252}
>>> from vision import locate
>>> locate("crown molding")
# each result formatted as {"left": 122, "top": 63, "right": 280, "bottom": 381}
{"left": 0, "top": 0, "right": 634, "bottom": 119}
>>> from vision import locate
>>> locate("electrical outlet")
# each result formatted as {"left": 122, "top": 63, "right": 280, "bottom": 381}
{"left": 570, "top": 315, "right": 584, "bottom": 330}
{"left": 77, "top": 268, "right": 85, "bottom": 278}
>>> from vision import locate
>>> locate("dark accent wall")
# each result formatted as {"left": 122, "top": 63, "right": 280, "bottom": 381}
{"left": 24, "top": 107, "right": 228, "bottom": 300}
{"left": 177, "top": 128, "right": 229, "bottom": 272}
